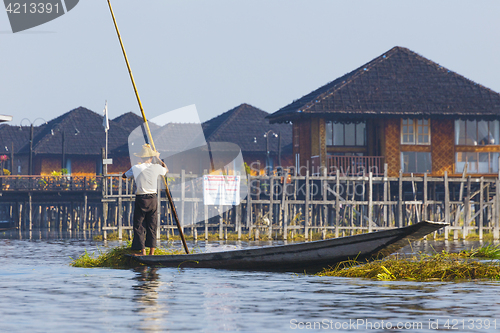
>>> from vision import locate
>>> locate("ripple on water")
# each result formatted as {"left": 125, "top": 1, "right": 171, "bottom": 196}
{"left": 1, "top": 236, "right": 500, "bottom": 332}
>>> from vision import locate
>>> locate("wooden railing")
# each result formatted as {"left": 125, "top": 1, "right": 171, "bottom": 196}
{"left": 327, "top": 155, "right": 385, "bottom": 176}
{"left": 0, "top": 175, "right": 103, "bottom": 191}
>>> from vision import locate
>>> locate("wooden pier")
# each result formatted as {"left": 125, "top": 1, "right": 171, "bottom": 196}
{"left": 0, "top": 176, "right": 103, "bottom": 232}
{"left": 1, "top": 168, "right": 499, "bottom": 241}
{"left": 100, "top": 166, "right": 500, "bottom": 241}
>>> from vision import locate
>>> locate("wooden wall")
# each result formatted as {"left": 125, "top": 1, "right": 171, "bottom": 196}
{"left": 293, "top": 118, "right": 312, "bottom": 173}
{"left": 40, "top": 157, "right": 61, "bottom": 175}
{"left": 431, "top": 119, "right": 454, "bottom": 176}
{"left": 292, "top": 117, "right": 462, "bottom": 178}
{"left": 384, "top": 118, "right": 456, "bottom": 177}
{"left": 384, "top": 119, "right": 400, "bottom": 177}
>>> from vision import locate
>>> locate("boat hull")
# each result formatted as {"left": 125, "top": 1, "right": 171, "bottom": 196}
{"left": 131, "top": 221, "right": 447, "bottom": 273}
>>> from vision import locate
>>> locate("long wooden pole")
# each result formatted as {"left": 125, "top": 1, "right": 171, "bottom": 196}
{"left": 107, "top": 0, "right": 189, "bottom": 254}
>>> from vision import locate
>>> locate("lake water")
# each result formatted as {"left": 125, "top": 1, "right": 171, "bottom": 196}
{"left": 1, "top": 230, "right": 500, "bottom": 332}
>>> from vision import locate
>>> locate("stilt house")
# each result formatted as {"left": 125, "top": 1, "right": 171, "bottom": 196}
{"left": 268, "top": 46, "right": 500, "bottom": 177}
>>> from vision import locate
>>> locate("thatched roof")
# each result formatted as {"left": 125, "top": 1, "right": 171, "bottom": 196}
{"left": 268, "top": 46, "right": 500, "bottom": 123}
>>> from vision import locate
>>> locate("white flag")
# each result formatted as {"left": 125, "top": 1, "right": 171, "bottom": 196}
{"left": 103, "top": 101, "right": 109, "bottom": 132}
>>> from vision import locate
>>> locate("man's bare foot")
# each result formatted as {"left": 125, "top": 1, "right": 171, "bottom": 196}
{"left": 131, "top": 249, "right": 147, "bottom": 256}
{"left": 149, "top": 248, "right": 155, "bottom": 256}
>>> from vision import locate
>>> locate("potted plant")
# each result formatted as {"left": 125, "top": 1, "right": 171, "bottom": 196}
{"left": 51, "top": 170, "right": 62, "bottom": 188}
{"left": 38, "top": 178, "right": 48, "bottom": 189}
{"left": 0, "top": 155, "right": 8, "bottom": 175}
{"left": 90, "top": 177, "right": 98, "bottom": 190}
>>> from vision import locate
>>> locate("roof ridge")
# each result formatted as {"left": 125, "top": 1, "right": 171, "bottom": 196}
{"left": 301, "top": 47, "right": 405, "bottom": 112}
{"left": 206, "top": 104, "right": 266, "bottom": 141}
{"left": 32, "top": 107, "right": 90, "bottom": 152}
{"left": 269, "top": 46, "right": 500, "bottom": 121}
{"left": 203, "top": 104, "right": 244, "bottom": 140}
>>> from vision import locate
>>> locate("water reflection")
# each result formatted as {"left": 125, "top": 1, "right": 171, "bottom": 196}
{"left": 0, "top": 227, "right": 99, "bottom": 241}
{"left": 132, "top": 267, "right": 164, "bottom": 332}
{"left": 3, "top": 234, "right": 500, "bottom": 332}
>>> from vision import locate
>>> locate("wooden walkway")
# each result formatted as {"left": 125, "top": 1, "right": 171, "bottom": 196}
{"left": 100, "top": 167, "right": 500, "bottom": 241}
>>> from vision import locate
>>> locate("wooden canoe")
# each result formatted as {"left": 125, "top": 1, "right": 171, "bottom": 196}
{"left": 130, "top": 221, "right": 447, "bottom": 273}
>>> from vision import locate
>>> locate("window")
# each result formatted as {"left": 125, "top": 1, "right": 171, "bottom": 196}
{"left": 456, "top": 152, "right": 499, "bottom": 174}
{"left": 401, "top": 152, "right": 431, "bottom": 173}
{"left": 326, "top": 121, "right": 365, "bottom": 146}
{"left": 401, "top": 119, "right": 430, "bottom": 145}
{"left": 455, "top": 120, "right": 499, "bottom": 146}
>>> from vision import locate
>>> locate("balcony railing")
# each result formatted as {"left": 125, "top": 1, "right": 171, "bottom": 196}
{"left": 0, "top": 176, "right": 103, "bottom": 192}
{"left": 310, "top": 156, "right": 385, "bottom": 176}
{"left": 328, "top": 155, "right": 384, "bottom": 176}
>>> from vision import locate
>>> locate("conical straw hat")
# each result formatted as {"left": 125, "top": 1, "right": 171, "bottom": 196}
{"left": 134, "top": 144, "right": 157, "bottom": 158}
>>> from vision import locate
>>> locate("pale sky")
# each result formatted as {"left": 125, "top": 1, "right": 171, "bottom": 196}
{"left": 1, "top": 0, "right": 500, "bottom": 125}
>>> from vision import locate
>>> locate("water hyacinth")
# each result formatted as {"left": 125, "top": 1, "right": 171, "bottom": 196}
{"left": 70, "top": 242, "right": 185, "bottom": 268}
{"left": 318, "top": 250, "right": 500, "bottom": 281}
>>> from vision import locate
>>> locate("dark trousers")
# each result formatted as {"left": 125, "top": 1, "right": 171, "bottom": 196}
{"left": 131, "top": 194, "right": 157, "bottom": 250}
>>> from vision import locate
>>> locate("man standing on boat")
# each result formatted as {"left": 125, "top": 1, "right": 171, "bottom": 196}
{"left": 122, "top": 144, "right": 168, "bottom": 256}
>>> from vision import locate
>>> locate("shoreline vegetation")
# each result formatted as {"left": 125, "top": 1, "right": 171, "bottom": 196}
{"left": 71, "top": 241, "right": 500, "bottom": 281}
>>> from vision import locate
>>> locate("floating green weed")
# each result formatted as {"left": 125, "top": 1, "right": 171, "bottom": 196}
{"left": 460, "top": 243, "right": 500, "bottom": 259}
{"left": 318, "top": 251, "right": 500, "bottom": 281}
{"left": 70, "top": 243, "right": 184, "bottom": 268}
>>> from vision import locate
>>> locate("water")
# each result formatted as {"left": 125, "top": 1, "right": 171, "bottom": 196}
{"left": 1, "top": 230, "right": 500, "bottom": 332}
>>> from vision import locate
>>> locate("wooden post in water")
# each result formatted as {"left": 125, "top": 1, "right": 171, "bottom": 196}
{"left": 118, "top": 177, "right": 123, "bottom": 241}
{"left": 398, "top": 170, "right": 403, "bottom": 228}
{"left": 495, "top": 174, "right": 500, "bottom": 240}
{"left": 322, "top": 167, "right": 327, "bottom": 239}
{"left": 268, "top": 175, "right": 274, "bottom": 239}
{"left": 335, "top": 169, "right": 340, "bottom": 238}
{"left": 304, "top": 170, "right": 310, "bottom": 239}
{"left": 247, "top": 176, "right": 253, "bottom": 235}
{"left": 181, "top": 169, "right": 186, "bottom": 239}
{"left": 219, "top": 202, "right": 223, "bottom": 240}
{"left": 204, "top": 203, "right": 208, "bottom": 240}
{"left": 282, "top": 171, "right": 288, "bottom": 241}
{"left": 444, "top": 171, "right": 450, "bottom": 240}
{"left": 383, "top": 164, "right": 388, "bottom": 227}
{"left": 368, "top": 172, "right": 373, "bottom": 233}
{"left": 423, "top": 173, "right": 428, "bottom": 221}
{"left": 463, "top": 176, "right": 471, "bottom": 240}
{"left": 103, "top": 202, "right": 108, "bottom": 240}
{"left": 83, "top": 193, "right": 88, "bottom": 231}
{"left": 28, "top": 193, "right": 32, "bottom": 231}
{"left": 479, "top": 177, "right": 484, "bottom": 241}
{"left": 236, "top": 202, "right": 242, "bottom": 240}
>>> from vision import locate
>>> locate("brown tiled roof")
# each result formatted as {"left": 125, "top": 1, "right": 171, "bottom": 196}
{"left": 0, "top": 124, "right": 45, "bottom": 154}
{"left": 17, "top": 107, "right": 130, "bottom": 156}
{"left": 268, "top": 46, "right": 500, "bottom": 123}
{"left": 151, "top": 123, "right": 204, "bottom": 153}
{"left": 203, "top": 103, "right": 292, "bottom": 153}
{"left": 112, "top": 112, "right": 144, "bottom": 132}
{"left": 112, "top": 112, "right": 160, "bottom": 133}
